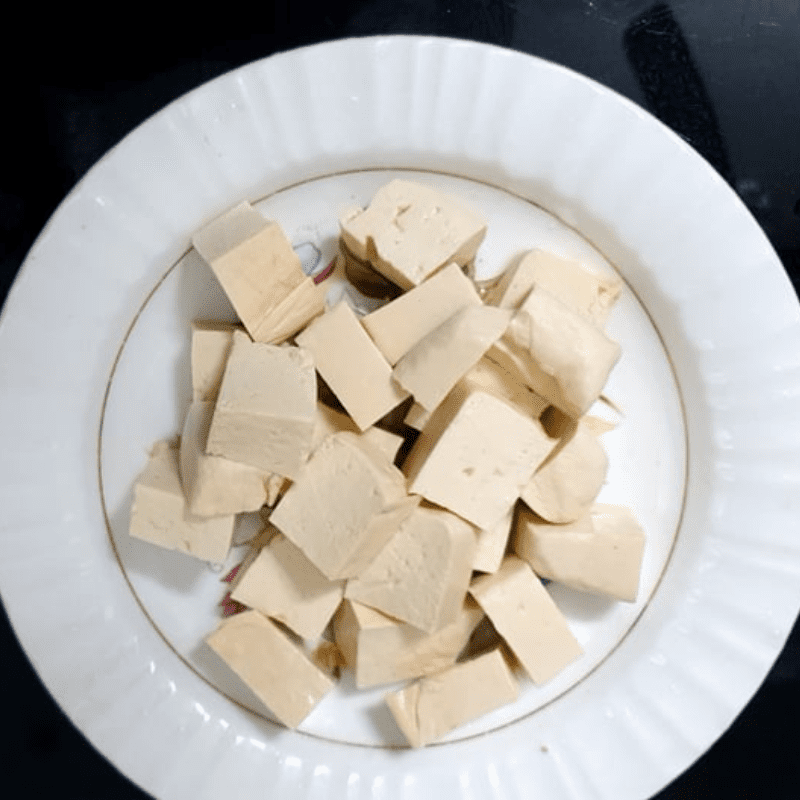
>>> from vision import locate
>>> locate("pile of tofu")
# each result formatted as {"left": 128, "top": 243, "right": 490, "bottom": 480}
{"left": 129, "top": 180, "right": 646, "bottom": 746}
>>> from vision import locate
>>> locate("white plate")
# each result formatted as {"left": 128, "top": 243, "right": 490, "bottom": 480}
{"left": 1, "top": 35, "right": 799, "bottom": 800}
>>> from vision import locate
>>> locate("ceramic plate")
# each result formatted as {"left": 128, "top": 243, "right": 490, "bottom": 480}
{"left": 1, "top": 36, "right": 799, "bottom": 800}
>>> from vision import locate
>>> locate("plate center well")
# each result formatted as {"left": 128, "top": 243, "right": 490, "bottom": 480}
{"left": 99, "top": 169, "right": 686, "bottom": 747}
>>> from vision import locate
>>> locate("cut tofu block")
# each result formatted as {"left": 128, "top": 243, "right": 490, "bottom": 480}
{"left": 345, "top": 505, "right": 476, "bottom": 633}
{"left": 339, "top": 180, "right": 487, "bottom": 290}
{"left": 361, "top": 426, "right": 405, "bottom": 463}
{"left": 271, "top": 432, "right": 418, "bottom": 579}
{"left": 470, "top": 555, "right": 583, "bottom": 684}
{"left": 462, "top": 354, "right": 549, "bottom": 421}
{"left": 205, "top": 610, "right": 334, "bottom": 728}
{"left": 190, "top": 321, "right": 240, "bottom": 402}
{"left": 385, "top": 649, "right": 518, "bottom": 747}
{"left": 180, "top": 401, "right": 279, "bottom": 516}
{"left": 513, "top": 504, "right": 646, "bottom": 602}
{"left": 206, "top": 331, "right": 316, "bottom": 478}
{"left": 313, "top": 402, "right": 403, "bottom": 462}
{"left": 490, "top": 287, "right": 621, "bottom": 417}
{"left": 295, "top": 301, "right": 409, "bottom": 431}
{"left": 473, "top": 507, "right": 513, "bottom": 574}
{"left": 486, "top": 249, "right": 621, "bottom": 326}
{"left": 129, "top": 441, "right": 235, "bottom": 564}
{"left": 312, "top": 402, "right": 360, "bottom": 449}
{"left": 230, "top": 533, "right": 345, "bottom": 640}
{"left": 403, "top": 389, "right": 553, "bottom": 530}
{"left": 192, "top": 201, "right": 324, "bottom": 343}
{"left": 393, "top": 306, "right": 512, "bottom": 411}
{"left": 404, "top": 401, "right": 432, "bottom": 431}
{"left": 520, "top": 419, "right": 608, "bottom": 524}
{"left": 334, "top": 599, "right": 483, "bottom": 688}
{"left": 361, "top": 262, "right": 482, "bottom": 364}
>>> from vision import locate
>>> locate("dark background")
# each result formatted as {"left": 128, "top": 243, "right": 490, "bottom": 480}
{"left": 2, "top": 2, "right": 799, "bottom": 798}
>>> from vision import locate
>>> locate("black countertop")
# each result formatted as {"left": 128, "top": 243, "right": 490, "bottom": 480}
{"left": 1, "top": 3, "right": 799, "bottom": 798}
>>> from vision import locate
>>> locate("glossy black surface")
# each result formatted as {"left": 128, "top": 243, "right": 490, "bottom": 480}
{"left": 1, "top": 4, "right": 799, "bottom": 798}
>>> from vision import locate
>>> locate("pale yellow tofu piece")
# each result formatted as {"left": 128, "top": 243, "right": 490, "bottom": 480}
{"left": 271, "top": 432, "right": 418, "bottom": 580}
{"left": 312, "top": 402, "right": 360, "bottom": 448}
{"left": 339, "top": 180, "right": 487, "bottom": 290}
{"left": 206, "top": 331, "right": 316, "bottom": 479}
{"left": 404, "top": 389, "right": 553, "bottom": 530}
{"left": 205, "top": 609, "right": 334, "bottom": 728}
{"left": 313, "top": 402, "right": 402, "bottom": 462}
{"left": 404, "top": 401, "right": 432, "bottom": 431}
{"left": 129, "top": 441, "right": 235, "bottom": 564}
{"left": 190, "top": 321, "right": 241, "bottom": 402}
{"left": 230, "top": 532, "right": 345, "bottom": 640}
{"left": 191, "top": 201, "right": 323, "bottom": 343}
{"left": 295, "top": 301, "right": 409, "bottom": 431}
{"left": 180, "top": 401, "right": 279, "bottom": 516}
{"left": 462, "top": 353, "right": 549, "bottom": 420}
{"left": 486, "top": 249, "right": 621, "bottom": 326}
{"left": 385, "top": 649, "right": 518, "bottom": 747}
{"left": 490, "top": 287, "right": 621, "bottom": 417}
{"left": 360, "top": 426, "right": 405, "bottom": 463}
{"left": 470, "top": 555, "right": 583, "bottom": 684}
{"left": 520, "top": 419, "right": 608, "bottom": 524}
{"left": 513, "top": 504, "right": 646, "bottom": 602}
{"left": 361, "top": 262, "right": 482, "bottom": 364}
{"left": 393, "top": 306, "right": 512, "bottom": 411}
{"left": 473, "top": 507, "right": 514, "bottom": 574}
{"left": 345, "top": 505, "right": 476, "bottom": 633}
{"left": 334, "top": 599, "right": 483, "bottom": 688}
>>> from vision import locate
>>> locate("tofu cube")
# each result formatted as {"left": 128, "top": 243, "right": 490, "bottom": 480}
{"left": 473, "top": 506, "right": 514, "bottom": 574}
{"left": 339, "top": 180, "right": 487, "bottom": 290}
{"left": 403, "top": 389, "right": 553, "bottom": 530}
{"left": 190, "top": 321, "right": 240, "bottom": 402}
{"left": 361, "top": 262, "right": 482, "bottom": 364}
{"left": 313, "top": 402, "right": 404, "bottom": 463}
{"left": 180, "top": 401, "right": 280, "bottom": 516}
{"left": 345, "top": 505, "right": 477, "bottom": 633}
{"left": 191, "top": 201, "right": 323, "bottom": 343}
{"left": 513, "top": 504, "right": 646, "bottom": 602}
{"left": 486, "top": 249, "right": 621, "bottom": 326}
{"left": 129, "top": 441, "right": 235, "bottom": 564}
{"left": 385, "top": 649, "right": 518, "bottom": 747}
{"left": 270, "top": 432, "right": 419, "bottom": 579}
{"left": 470, "top": 555, "right": 583, "bottom": 684}
{"left": 334, "top": 599, "right": 483, "bottom": 688}
{"left": 206, "top": 331, "right": 316, "bottom": 479}
{"left": 205, "top": 610, "right": 334, "bottom": 728}
{"left": 490, "top": 287, "right": 621, "bottom": 417}
{"left": 392, "top": 305, "right": 511, "bottom": 412}
{"left": 520, "top": 419, "right": 608, "bottom": 523}
{"left": 295, "top": 301, "right": 409, "bottom": 431}
{"left": 230, "top": 532, "right": 345, "bottom": 640}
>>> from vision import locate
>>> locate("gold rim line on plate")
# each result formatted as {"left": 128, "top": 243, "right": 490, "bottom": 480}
{"left": 96, "top": 166, "right": 690, "bottom": 750}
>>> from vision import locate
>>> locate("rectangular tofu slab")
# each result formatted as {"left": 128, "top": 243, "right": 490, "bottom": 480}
{"left": 485, "top": 249, "right": 621, "bottom": 327}
{"left": 205, "top": 609, "right": 334, "bottom": 728}
{"left": 205, "top": 331, "right": 316, "bottom": 478}
{"left": 344, "top": 505, "right": 476, "bottom": 633}
{"left": 513, "top": 504, "right": 646, "bottom": 602}
{"left": 270, "top": 432, "right": 417, "bottom": 579}
{"left": 192, "top": 201, "right": 323, "bottom": 343}
{"left": 470, "top": 555, "right": 583, "bottom": 684}
{"left": 339, "top": 180, "right": 487, "bottom": 290}
{"left": 295, "top": 300, "right": 409, "bottom": 431}
{"left": 180, "top": 401, "right": 278, "bottom": 517}
{"left": 230, "top": 532, "right": 345, "bottom": 640}
{"left": 403, "top": 389, "right": 553, "bottom": 530}
{"left": 361, "top": 262, "right": 482, "bottom": 364}
{"left": 385, "top": 649, "right": 518, "bottom": 747}
{"left": 190, "top": 321, "right": 240, "bottom": 402}
{"left": 129, "top": 441, "right": 235, "bottom": 564}
{"left": 334, "top": 599, "right": 483, "bottom": 688}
